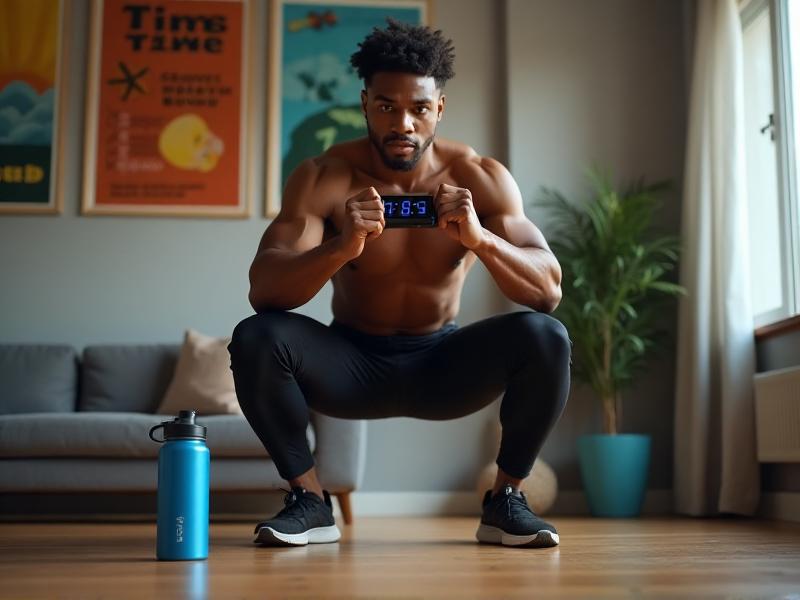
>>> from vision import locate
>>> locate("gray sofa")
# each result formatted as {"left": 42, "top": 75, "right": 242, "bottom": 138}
{"left": 0, "top": 344, "right": 366, "bottom": 523}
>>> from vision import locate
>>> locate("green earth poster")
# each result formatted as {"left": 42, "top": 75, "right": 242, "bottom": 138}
{"left": 267, "top": 0, "right": 428, "bottom": 216}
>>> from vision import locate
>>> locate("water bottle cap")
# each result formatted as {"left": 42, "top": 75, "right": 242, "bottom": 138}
{"left": 149, "top": 410, "right": 207, "bottom": 442}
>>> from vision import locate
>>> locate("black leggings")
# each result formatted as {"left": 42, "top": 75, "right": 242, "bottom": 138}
{"left": 228, "top": 310, "right": 571, "bottom": 482}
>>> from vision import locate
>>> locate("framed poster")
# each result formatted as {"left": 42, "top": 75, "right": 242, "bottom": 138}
{"left": 82, "top": 0, "right": 253, "bottom": 217}
{"left": 0, "top": 0, "right": 71, "bottom": 215}
{"left": 266, "top": 0, "right": 430, "bottom": 217}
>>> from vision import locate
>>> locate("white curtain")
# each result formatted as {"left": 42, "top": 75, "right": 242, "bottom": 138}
{"left": 674, "top": 0, "right": 760, "bottom": 516}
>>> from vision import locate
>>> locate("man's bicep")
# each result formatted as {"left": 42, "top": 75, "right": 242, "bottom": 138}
{"left": 257, "top": 160, "right": 327, "bottom": 254}
{"left": 473, "top": 158, "right": 552, "bottom": 252}
{"left": 259, "top": 213, "right": 325, "bottom": 253}
{"left": 483, "top": 213, "right": 552, "bottom": 252}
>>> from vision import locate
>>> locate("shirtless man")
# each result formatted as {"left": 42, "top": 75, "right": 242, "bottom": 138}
{"left": 228, "top": 20, "right": 571, "bottom": 549}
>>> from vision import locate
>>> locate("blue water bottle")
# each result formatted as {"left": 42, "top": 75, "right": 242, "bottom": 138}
{"left": 149, "top": 410, "right": 209, "bottom": 561}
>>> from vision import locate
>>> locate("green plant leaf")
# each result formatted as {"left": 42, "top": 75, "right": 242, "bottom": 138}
{"left": 648, "top": 281, "right": 687, "bottom": 295}
{"left": 621, "top": 303, "right": 637, "bottom": 319}
{"left": 533, "top": 167, "right": 686, "bottom": 429}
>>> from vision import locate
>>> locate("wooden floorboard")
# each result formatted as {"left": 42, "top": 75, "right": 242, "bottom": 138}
{"left": 1, "top": 517, "right": 799, "bottom": 599}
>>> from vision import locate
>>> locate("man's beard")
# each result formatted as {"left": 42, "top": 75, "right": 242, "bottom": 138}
{"left": 366, "top": 120, "right": 435, "bottom": 172}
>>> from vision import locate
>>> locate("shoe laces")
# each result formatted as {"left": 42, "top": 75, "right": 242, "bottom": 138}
{"left": 498, "top": 486, "right": 531, "bottom": 521}
{"left": 277, "top": 487, "right": 316, "bottom": 521}
{"left": 254, "top": 487, "right": 323, "bottom": 534}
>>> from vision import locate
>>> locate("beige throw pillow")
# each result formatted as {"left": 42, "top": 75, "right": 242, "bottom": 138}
{"left": 157, "top": 328, "right": 241, "bottom": 416}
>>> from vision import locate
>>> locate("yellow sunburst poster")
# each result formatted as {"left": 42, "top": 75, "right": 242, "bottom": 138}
{"left": 0, "top": 0, "right": 67, "bottom": 214}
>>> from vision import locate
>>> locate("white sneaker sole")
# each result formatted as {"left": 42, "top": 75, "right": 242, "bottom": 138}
{"left": 253, "top": 524, "right": 341, "bottom": 546}
{"left": 475, "top": 523, "right": 559, "bottom": 548}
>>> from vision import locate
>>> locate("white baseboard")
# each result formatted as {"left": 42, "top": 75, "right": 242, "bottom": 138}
{"left": 339, "top": 492, "right": 479, "bottom": 517}
{"left": 336, "top": 490, "right": 800, "bottom": 521}
{"left": 758, "top": 492, "right": 800, "bottom": 523}
{"left": 551, "top": 490, "right": 673, "bottom": 516}
{"left": 332, "top": 490, "right": 674, "bottom": 518}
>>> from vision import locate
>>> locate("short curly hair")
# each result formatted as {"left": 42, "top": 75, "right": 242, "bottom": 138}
{"left": 350, "top": 19, "right": 455, "bottom": 89}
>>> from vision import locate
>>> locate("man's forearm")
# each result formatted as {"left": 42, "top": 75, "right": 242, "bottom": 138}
{"left": 248, "top": 237, "right": 352, "bottom": 311}
{"left": 472, "top": 228, "right": 562, "bottom": 312}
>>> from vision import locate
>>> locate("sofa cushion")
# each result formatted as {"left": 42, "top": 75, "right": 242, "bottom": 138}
{"left": 0, "top": 458, "right": 290, "bottom": 492}
{"left": 0, "top": 413, "right": 315, "bottom": 458}
{"left": 79, "top": 345, "right": 180, "bottom": 412}
{"left": 157, "top": 329, "right": 241, "bottom": 416}
{"left": 0, "top": 345, "right": 78, "bottom": 414}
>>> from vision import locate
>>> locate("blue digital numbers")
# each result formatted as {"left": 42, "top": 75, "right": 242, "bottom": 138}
{"left": 383, "top": 196, "right": 432, "bottom": 221}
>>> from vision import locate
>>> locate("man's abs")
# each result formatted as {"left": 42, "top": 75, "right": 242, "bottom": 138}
{"left": 331, "top": 274, "right": 463, "bottom": 335}
{"left": 330, "top": 236, "right": 474, "bottom": 335}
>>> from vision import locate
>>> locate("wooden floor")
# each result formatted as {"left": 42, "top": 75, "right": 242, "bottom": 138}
{"left": 1, "top": 517, "right": 799, "bottom": 599}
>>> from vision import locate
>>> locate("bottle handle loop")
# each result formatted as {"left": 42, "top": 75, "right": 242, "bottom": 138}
{"left": 149, "top": 423, "right": 166, "bottom": 443}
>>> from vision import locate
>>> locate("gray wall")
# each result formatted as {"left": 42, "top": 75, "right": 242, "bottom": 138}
{"left": 506, "top": 0, "right": 688, "bottom": 491}
{"left": 0, "top": 0, "right": 690, "bottom": 495}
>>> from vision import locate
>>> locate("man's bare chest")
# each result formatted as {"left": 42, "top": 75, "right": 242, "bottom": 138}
{"left": 326, "top": 175, "right": 473, "bottom": 279}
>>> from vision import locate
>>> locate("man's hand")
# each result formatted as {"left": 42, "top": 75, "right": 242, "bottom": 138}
{"left": 434, "top": 183, "right": 485, "bottom": 250}
{"left": 337, "top": 187, "right": 385, "bottom": 259}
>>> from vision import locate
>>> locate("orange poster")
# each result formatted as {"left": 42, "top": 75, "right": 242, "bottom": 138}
{"left": 82, "top": 0, "right": 249, "bottom": 217}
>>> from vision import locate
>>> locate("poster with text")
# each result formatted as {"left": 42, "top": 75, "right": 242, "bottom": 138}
{"left": 266, "top": 0, "right": 429, "bottom": 217}
{"left": 0, "top": 0, "right": 68, "bottom": 214}
{"left": 83, "top": 0, "right": 250, "bottom": 217}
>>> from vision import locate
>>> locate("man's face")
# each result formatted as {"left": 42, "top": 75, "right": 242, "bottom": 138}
{"left": 361, "top": 72, "right": 445, "bottom": 171}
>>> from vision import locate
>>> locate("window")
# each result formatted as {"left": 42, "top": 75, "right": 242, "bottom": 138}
{"left": 741, "top": 0, "right": 800, "bottom": 327}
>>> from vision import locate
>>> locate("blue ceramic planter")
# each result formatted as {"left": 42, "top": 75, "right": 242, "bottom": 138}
{"left": 577, "top": 433, "right": 651, "bottom": 517}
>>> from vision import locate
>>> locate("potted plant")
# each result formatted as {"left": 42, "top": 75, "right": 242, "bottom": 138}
{"left": 537, "top": 169, "right": 685, "bottom": 517}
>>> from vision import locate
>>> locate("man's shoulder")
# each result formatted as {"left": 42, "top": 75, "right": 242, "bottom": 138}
{"left": 315, "top": 138, "right": 370, "bottom": 171}
{"left": 286, "top": 138, "right": 369, "bottom": 190}
{"left": 436, "top": 139, "right": 521, "bottom": 215}
{"left": 439, "top": 140, "right": 511, "bottom": 189}
{"left": 287, "top": 141, "right": 365, "bottom": 194}
{"left": 281, "top": 143, "right": 367, "bottom": 216}
{"left": 435, "top": 137, "right": 478, "bottom": 163}
{"left": 307, "top": 151, "right": 354, "bottom": 178}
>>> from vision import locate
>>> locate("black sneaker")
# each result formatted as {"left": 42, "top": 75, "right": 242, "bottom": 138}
{"left": 476, "top": 484, "right": 559, "bottom": 548}
{"left": 253, "top": 487, "right": 341, "bottom": 546}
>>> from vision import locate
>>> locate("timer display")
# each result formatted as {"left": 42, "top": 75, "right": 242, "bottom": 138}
{"left": 381, "top": 195, "right": 437, "bottom": 228}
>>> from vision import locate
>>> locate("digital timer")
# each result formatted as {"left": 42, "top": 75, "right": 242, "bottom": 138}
{"left": 381, "top": 194, "right": 437, "bottom": 228}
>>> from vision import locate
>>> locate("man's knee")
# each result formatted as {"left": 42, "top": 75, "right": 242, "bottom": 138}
{"left": 228, "top": 311, "right": 301, "bottom": 384}
{"left": 228, "top": 312, "right": 298, "bottom": 410}
{"left": 506, "top": 313, "right": 571, "bottom": 418}
{"left": 229, "top": 310, "right": 291, "bottom": 356}
{"left": 511, "top": 311, "right": 572, "bottom": 368}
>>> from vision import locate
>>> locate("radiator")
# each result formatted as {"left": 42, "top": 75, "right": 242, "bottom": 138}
{"left": 755, "top": 365, "right": 800, "bottom": 462}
